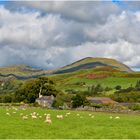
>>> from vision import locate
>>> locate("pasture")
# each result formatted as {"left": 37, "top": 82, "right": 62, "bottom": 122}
{"left": 0, "top": 107, "right": 140, "bottom": 139}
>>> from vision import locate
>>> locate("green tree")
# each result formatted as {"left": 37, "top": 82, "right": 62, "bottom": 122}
{"left": 115, "top": 85, "right": 122, "bottom": 90}
{"left": 15, "top": 77, "right": 59, "bottom": 103}
{"left": 71, "top": 94, "right": 86, "bottom": 108}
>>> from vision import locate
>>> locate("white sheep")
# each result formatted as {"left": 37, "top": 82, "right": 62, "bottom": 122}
{"left": 115, "top": 116, "right": 120, "bottom": 119}
{"left": 56, "top": 115, "right": 63, "bottom": 119}
{"left": 91, "top": 115, "right": 94, "bottom": 118}
{"left": 6, "top": 112, "right": 10, "bottom": 116}
{"left": 45, "top": 118, "right": 52, "bottom": 124}
{"left": 66, "top": 112, "right": 71, "bottom": 115}
{"left": 32, "top": 115, "right": 37, "bottom": 119}
{"left": 46, "top": 115, "right": 50, "bottom": 120}
{"left": 20, "top": 113, "right": 23, "bottom": 116}
{"left": 22, "top": 115, "right": 28, "bottom": 120}
{"left": 110, "top": 116, "right": 113, "bottom": 119}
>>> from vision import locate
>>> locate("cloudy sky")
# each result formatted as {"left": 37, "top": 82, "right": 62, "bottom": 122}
{"left": 0, "top": 1, "right": 140, "bottom": 70}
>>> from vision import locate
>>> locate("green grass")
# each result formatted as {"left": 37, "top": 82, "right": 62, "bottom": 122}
{"left": 53, "top": 76, "right": 140, "bottom": 91}
{"left": 0, "top": 107, "right": 140, "bottom": 139}
{"left": 49, "top": 68, "right": 140, "bottom": 92}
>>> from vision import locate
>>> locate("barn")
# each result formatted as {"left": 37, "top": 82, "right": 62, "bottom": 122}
{"left": 36, "top": 95, "right": 54, "bottom": 108}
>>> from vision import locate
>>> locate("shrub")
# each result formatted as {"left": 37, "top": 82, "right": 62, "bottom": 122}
{"left": 115, "top": 85, "right": 122, "bottom": 90}
{"left": 128, "top": 104, "right": 140, "bottom": 111}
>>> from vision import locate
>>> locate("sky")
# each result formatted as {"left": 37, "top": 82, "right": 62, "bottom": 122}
{"left": 0, "top": 1, "right": 140, "bottom": 70}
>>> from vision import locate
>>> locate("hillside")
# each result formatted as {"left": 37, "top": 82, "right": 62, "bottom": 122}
{"left": 0, "top": 57, "right": 132, "bottom": 80}
{"left": 54, "top": 57, "right": 132, "bottom": 74}
{"left": 0, "top": 65, "right": 51, "bottom": 80}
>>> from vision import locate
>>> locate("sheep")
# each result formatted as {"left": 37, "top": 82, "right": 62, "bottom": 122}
{"left": 39, "top": 116, "right": 42, "bottom": 118}
{"left": 66, "top": 112, "right": 71, "bottom": 115}
{"left": 115, "top": 116, "right": 120, "bottom": 119}
{"left": 20, "top": 113, "right": 23, "bottom": 116}
{"left": 56, "top": 115, "right": 63, "bottom": 119}
{"left": 91, "top": 115, "right": 94, "bottom": 118}
{"left": 77, "top": 114, "right": 80, "bottom": 116}
{"left": 6, "top": 112, "right": 10, "bottom": 116}
{"left": 110, "top": 116, "right": 113, "bottom": 119}
{"left": 44, "top": 118, "right": 52, "bottom": 124}
{"left": 89, "top": 114, "right": 92, "bottom": 116}
{"left": 22, "top": 115, "right": 28, "bottom": 120}
{"left": 32, "top": 115, "right": 37, "bottom": 119}
{"left": 46, "top": 115, "right": 50, "bottom": 120}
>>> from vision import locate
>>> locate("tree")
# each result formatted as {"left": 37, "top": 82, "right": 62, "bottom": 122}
{"left": 135, "top": 80, "right": 140, "bottom": 90}
{"left": 3, "top": 95, "right": 12, "bottom": 103}
{"left": 115, "top": 85, "right": 122, "bottom": 90}
{"left": 87, "top": 84, "right": 104, "bottom": 96}
{"left": 71, "top": 94, "right": 86, "bottom": 108}
{"left": 15, "top": 77, "right": 59, "bottom": 103}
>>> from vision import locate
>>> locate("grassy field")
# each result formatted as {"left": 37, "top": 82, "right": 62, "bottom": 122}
{"left": 0, "top": 107, "right": 140, "bottom": 139}
{"left": 49, "top": 68, "right": 140, "bottom": 92}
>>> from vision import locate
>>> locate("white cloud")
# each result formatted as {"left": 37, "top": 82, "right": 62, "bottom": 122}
{"left": 0, "top": 3, "right": 140, "bottom": 69}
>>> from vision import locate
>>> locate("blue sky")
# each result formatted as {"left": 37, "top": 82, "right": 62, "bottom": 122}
{"left": 0, "top": 1, "right": 140, "bottom": 70}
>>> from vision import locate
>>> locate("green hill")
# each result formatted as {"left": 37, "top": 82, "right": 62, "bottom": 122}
{"left": 0, "top": 57, "right": 133, "bottom": 80}
{"left": 0, "top": 65, "right": 51, "bottom": 80}
{"left": 54, "top": 57, "right": 132, "bottom": 74}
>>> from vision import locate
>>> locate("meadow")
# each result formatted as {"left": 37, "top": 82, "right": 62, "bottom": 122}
{"left": 0, "top": 107, "right": 140, "bottom": 139}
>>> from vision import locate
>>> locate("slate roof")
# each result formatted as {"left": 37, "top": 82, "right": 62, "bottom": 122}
{"left": 86, "top": 97, "right": 117, "bottom": 104}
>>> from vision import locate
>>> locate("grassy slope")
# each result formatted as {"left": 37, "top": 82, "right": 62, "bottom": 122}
{"left": 0, "top": 65, "right": 49, "bottom": 77}
{"left": 57, "top": 57, "right": 132, "bottom": 72}
{"left": 0, "top": 107, "right": 140, "bottom": 139}
{"left": 49, "top": 68, "right": 140, "bottom": 92}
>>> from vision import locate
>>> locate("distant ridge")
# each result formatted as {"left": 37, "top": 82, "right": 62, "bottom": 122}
{"left": 0, "top": 57, "right": 132, "bottom": 79}
{"left": 54, "top": 57, "right": 132, "bottom": 74}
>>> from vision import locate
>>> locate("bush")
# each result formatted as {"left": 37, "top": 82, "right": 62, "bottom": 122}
{"left": 128, "top": 104, "right": 140, "bottom": 111}
{"left": 71, "top": 94, "right": 86, "bottom": 108}
{"left": 115, "top": 85, "right": 122, "bottom": 90}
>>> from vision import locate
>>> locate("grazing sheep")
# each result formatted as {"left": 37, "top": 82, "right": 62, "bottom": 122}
{"left": 45, "top": 119, "right": 52, "bottom": 124}
{"left": 39, "top": 116, "right": 42, "bottom": 118}
{"left": 110, "top": 116, "right": 113, "bottom": 119}
{"left": 20, "top": 113, "right": 23, "bottom": 116}
{"left": 32, "top": 115, "right": 37, "bottom": 119}
{"left": 66, "top": 112, "right": 71, "bottom": 115}
{"left": 115, "top": 116, "right": 120, "bottom": 119}
{"left": 22, "top": 116, "right": 28, "bottom": 120}
{"left": 46, "top": 115, "right": 50, "bottom": 120}
{"left": 77, "top": 114, "right": 80, "bottom": 116}
{"left": 89, "top": 114, "right": 92, "bottom": 116}
{"left": 56, "top": 115, "right": 63, "bottom": 119}
{"left": 6, "top": 112, "right": 10, "bottom": 116}
{"left": 91, "top": 115, "right": 94, "bottom": 118}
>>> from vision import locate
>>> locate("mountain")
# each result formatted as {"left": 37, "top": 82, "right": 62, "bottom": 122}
{"left": 0, "top": 64, "right": 51, "bottom": 80}
{"left": 0, "top": 57, "right": 132, "bottom": 80}
{"left": 53, "top": 57, "right": 132, "bottom": 74}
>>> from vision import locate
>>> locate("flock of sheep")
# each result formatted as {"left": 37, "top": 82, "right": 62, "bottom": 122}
{"left": 5, "top": 107, "right": 120, "bottom": 125}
